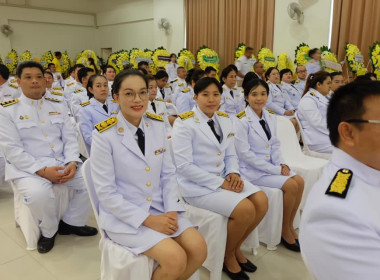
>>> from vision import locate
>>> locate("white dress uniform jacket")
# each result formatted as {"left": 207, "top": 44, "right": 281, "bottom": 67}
{"left": 234, "top": 107, "right": 284, "bottom": 181}
{"left": 300, "top": 148, "right": 380, "bottom": 280}
{"left": 90, "top": 112, "right": 184, "bottom": 235}
{"left": 305, "top": 60, "right": 322, "bottom": 76}
{"left": 219, "top": 84, "right": 245, "bottom": 115}
{"left": 294, "top": 79, "right": 306, "bottom": 95}
{"left": 297, "top": 88, "right": 332, "bottom": 153}
{"left": 176, "top": 87, "right": 196, "bottom": 114}
{"left": 78, "top": 98, "right": 119, "bottom": 150}
{"left": 165, "top": 62, "right": 179, "bottom": 82}
{"left": 0, "top": 80, "right": 20, "bottom": 102}
{"left": 171, "top": 106, "right": 240, "bottom": 198}
{"left": 171, "top": 83, "right": 188, "bottom": 106}
{"left": 235, "top": 55, "right": 256, "bottom": 81}
{"left": 146, "top": 98, "right": 172, "bottom": 136}
{"left": 156, "top": 85, "right": 172, "bottom": 102}
{"left": 281, "top": 82, "right": 302, "bottom": 110}
{"left": 265, "top": 82, "right": 294, "bottom": 116}
{"left": 70, "top": 85, "right": 88, "bottom": 120}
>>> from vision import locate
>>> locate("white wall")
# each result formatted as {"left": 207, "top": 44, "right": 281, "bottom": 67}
{"left": 273, "top": 0, "right": 332, "bottom": 58}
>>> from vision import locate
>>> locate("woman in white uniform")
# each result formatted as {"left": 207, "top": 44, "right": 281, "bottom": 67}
{"left": 305, "top": 48, "right": 322, "bottom": 76}
{"left": 219, "top": 66, "right": 246, "bottom": 115}
{"left": 280, "top": 68, "right": 302, "bottom": 110}
{"left": 175, "top": 70, "right": 205, "bottom": 114}
{"left": 234, "top": 79, "right": 304, "bottom": 252}
{"left": 90, "top": 70, "right": 206, "bottom": 280}
{"left": 172, "top": 77, "right": 268, "bottom": 280}
{"left": 298, "top": 71, "right": 333, "bottom": 154}
{"left": 165, "top": 53, "right": 179, "bottom": 83}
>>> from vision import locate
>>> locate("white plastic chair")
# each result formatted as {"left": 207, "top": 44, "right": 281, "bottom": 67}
{"left": 12, "top": 182, "right": 74, "bottom": 250}
{"left": 295, "top": 113, "right": 331, "bottom": 160}
{"left": 82, "top": 160, "right": 156, "bottom": 280}
{"left": 168, "top": 139, "right": 259, "bottom": 280}
{"left": 276, "top": 116, "right": 328, "bottom": 210}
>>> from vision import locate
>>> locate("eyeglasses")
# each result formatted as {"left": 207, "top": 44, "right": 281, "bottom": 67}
{"left": 123, "top": 90, "right": 149, "bottom": 100}
{"left": 345, "top": 119, "right": 380, "bottom": 124}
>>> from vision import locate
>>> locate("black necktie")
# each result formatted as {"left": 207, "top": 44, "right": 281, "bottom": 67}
{"left": 151, "top": 101, "right": 156, "bottom": 113}
{"left": 230, "top": 90, "right": 234, "bottom": 98}
{"left": 136, "top": 128, "right": 145, "bottom": 155}
{"left": 259, "top": 119, "right": 271, "bottom": 140}
{"left": 160, "top": 88, "right": 165, "bottom": 99}
{"left": 102, "top": 104, "right": 108, "bottom": 113}
{"left": 207, "top": 119, "right": 221, "bottom": 143}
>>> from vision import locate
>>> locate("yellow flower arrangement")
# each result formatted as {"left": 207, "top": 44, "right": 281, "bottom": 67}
{"left": 152, "top": 47, "right": 171, "bottom": 73}
{"left": 346, "top": 43, "right": 366, "bottom": 76}
{"left": 294, "top": 43, "right": 310, "bottom": 66}
{"left": 320, "top": 46, "right": 340, "bottom": 73}
{"left": 177, "top": 48, "right": 195, "bottom": 71}
{"left": 0, "top": 55, "right": 2, "bottom": 64}
{"left": 257, "top": 47, "right": 276, "bottom": 71}
{"left": 60, "top": 51, "right": 70, "bottom": 78}
{"left": 107, "top": 52, "right": 119, "bottom": 73}
{"left": 196, "top": 45, "right": 220, "bottom": 74}
{"left": 75, "top": 51, "right": 83, "bottom": 63}
{"left": 76, "top": 49, "right": 98, "bottom": 66}
{"left": 116, "top": 50, "right": 130, "bottom": 73}
{"left": 40, "top": 51, "right": 53, "bottom": 69}
{"left": 5, "top": 49, "right": 18, "bottom": 73}
{"left": 277, "top": 53, "right": 296, "bottom": 79}
{"left": 369, "top": 42, "right": 380, "bottom": 79}
{"left": 234, "top": 43, "right": 256, "bottom": 62}
{"left": 19, "top": 50, "right": 32, "bottom": 62}
{"left": 129, "top": 48, "right": 153, "bottom": 70}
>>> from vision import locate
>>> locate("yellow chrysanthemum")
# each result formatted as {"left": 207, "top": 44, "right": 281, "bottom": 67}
{"left": 294, "top": 44, "right": 310, "bottom": 66}
{"left": 257, "top": 47, "right": 276, "bottom": 71}
{"left": 129, "top": 49, "right": 153, "bottom": 70}
{"left": 321, "top": 50, "right": 339, "bottom": 73}
{"left": 19, "top": 50, "right": 32, "bottom": 62}
{"left": 40, "top": 51, "right": 53, "bottom": 69}
{"left": 152, "top": 47, "right": 171, "bottom": 72}
{"left": 346, "top": 43, "right": 366, "bottom": 75}
{"left": 196, "top": 46, "right": 220, "bottom": 75}
{"left": 5, "top": 49, "right": 18, "bottom": 73}
{"left": 116, "top": 51, "right": 130, "bottom": 73}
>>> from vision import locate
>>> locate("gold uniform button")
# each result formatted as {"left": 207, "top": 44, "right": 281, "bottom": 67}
{"left": 118, "top": 127, "right": 124, "bottom": 133}
{"left": 145, "top": 167, "right": 150, "bottom": 171}
{"left": 146, "top": 182, "right": 151, "bottom": 187}
{"left": 217, "top": 173, "right": 221, "bottom": 176}
{"left": 44, "top": 134, "right": 48, "bottom": 137}
{"left": 266, "top": 145, "right": 270, "bottom": 149}
{"left": 266, "top": 155, "right": 270, "bottom": 158}
{"left": 217, "top": 152, "right": 221, "bottom": 156}
{"left": 38, "top": 106, "right": 41, "bottom": 110}
{"left": 216, "top": 164, "right": 220, "bottom": 167}
{"left": 147, "top": 197, "right": 152, "bottom": 202}
{"left": 41, "top": 120, "right": 45, "bottom": 124}
{"left": 51, "top": 145, "right": 54, "bottom": 148}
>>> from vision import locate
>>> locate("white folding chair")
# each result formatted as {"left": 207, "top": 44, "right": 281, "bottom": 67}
{"left": 168, "top": 139, "right": 259, "bottom": 280}
{"left": 276, "top": 116, "right": 328, "bottom": 210}
{"left": 295, "top": 113, "right": 331, "bottom": 160}
{"left": 12, "top": 182, "right": 74, "bottom": 250}
{"left": 82, "top": 160, "right": 155, "bottom": 280}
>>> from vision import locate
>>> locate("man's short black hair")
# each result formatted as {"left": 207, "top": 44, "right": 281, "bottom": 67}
{"left": 17, "top": 61, "right": 44, "bottom": 77}
{"left": 205, "top": 66, "right": 216, "bottom": 74}
{"left": 44, "top": 71, "right": 54, "bottom": 78}
{"left": 103, "top": 65, "right": 116, "bottom": 72}
{"left": 48, "top": 63, "right": 55, "bottom": 68}
{"left": 77, "top": 67, "right": 94, "bottom": 84}
{"left": 327, "top": 80, "right": 380, "bottom": 146}
{"left": 54, "top": 51, "right": 62, "bottom": 57}
{"left": 194, "top": 77, "right": 222, "bottom": 95}
{"left": 0, "top": 64, "right": 10, "bottom": 80}
{"left": 138, "top": 61, "right": 149, "bottom": 68}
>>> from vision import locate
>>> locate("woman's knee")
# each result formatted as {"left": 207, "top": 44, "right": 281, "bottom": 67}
{"left": 294, "top": 175, "right": 305, "bottom": 192}
{"left": 230, "top": 199, "right": 255, "bottom": 222}
{"left": 160, "top": 246, "right": 188, "bottom": 277}
{"left": 249, "top": 191, "right": 268, "bottom": 214}
{"left": 282, "top": 179, "right": 298, "bottom": 195}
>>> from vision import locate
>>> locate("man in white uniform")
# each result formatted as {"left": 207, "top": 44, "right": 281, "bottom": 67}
{"left": 300, "top": 80, "right": 380, "bottom": 279}
{"left": 235, "top": 47, "right": 256, "bottom": 87}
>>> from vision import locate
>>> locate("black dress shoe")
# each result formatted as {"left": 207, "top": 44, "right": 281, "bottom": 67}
{"left": 281, "top": 237, "right": 301, "bottom": 252}
{"left": 58, "top": 220, "right": 98, "bottom": 236}
{"left": 239, "top": 258, "right": 257, "bottom": 272}
{"left": 296, "top": 239, "right": 299, "bottom": 245}
{"left": 223, "top": 264, "right": 249, "bottom": 280}
{"left": 37, "top": 232, "right": 57, "bottom": 254}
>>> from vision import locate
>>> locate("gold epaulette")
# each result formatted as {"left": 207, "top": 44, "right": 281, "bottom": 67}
{"left": 51, "top": 91, "right": 63, "bottom": 96}
{"left": 233, "top": 87, "right": 237, "bottom": 90}
{"left": 266, "top": 109, "right": 275, "bottom": 114}
{"left": 8, "top": 83, "right": 18, "bottom": 89}
{"left": 178, "top": 82, "right": 184, "bottom": 87}
{"left": 44, "top": 97, "right": 61, "bottom": 103}
{"left": 295, "top": 79, "right": 300, "bottom": 83}
{"left": 0, "top": 98, "right": 19, "bottom": 107}
{"left": 9, "top": 79, "right": 17, "bottom": 84}
{"left": 236, "top": 110, "right": 246, "bottom": 119}
{"left": 309, "top": 92, "right": 316, "bottom": 97}
{"left": 216, "top": 111, "right": 229, "bottom": 118}
{"left": 325, "top": 169, "right": 353, "bottom": 199}
{"left": 110, "top": 99, "right": 116, "bottom": 102}
{"left": 155, "top": 98, "right": 164, "bottom": 102}
{"left": 267, "top": 81, "right": 271, "bottom": 85}
{"left": 178, "top": 111, "right": 194, "bottom": 120}
{"left": 74, "top": 89, "right": 84, "bottom": 93}
{"left": 165, "top": 84, "right": 171, "bottom": 89}
{"left": 182, "top": 88, "right": 190, "bottom": 93}
{"left": 80, "top": 101, "right": 90, "bottom": 107}
{"left": 94, "top": 116, "right": 118, "bottom": 133}
{"left": 146, "top": 112, "right": 164, "bottom": 122}
{"left": 66, "top": 81, "right": 75, "bottom": 86}
{"left": 241, "top": 89, "right": 244, "bottom": 93}
{"left": 53, "top": 87, "right": 62, "bottom": 91}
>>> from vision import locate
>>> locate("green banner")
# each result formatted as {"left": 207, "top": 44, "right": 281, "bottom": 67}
{"left": 264, "top": 57, "right": 275, "bottom": 62}
{"left": 202, "top": 55, "right": 218, "bottom": 63}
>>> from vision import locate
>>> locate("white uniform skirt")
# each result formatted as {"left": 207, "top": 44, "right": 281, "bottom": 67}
{"left": 105, "top": 208, "right": 193, "bottom": 256}
{"left": 252, "top": 171, "right": 296, "bottom": 189}
{"left": 184, "top": 180, "right": 260, "bottom": 217}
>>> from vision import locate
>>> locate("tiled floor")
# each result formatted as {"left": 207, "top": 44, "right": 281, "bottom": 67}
{"left": 0, "top": 186, "right": 313, "bottom": 280}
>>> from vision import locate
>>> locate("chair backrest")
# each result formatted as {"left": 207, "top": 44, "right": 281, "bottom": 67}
{"left": 82, "top": 159, "right": 104, "bottom": 238}
{"left": 276, "top": 116, "right": 304, "bottom": 161}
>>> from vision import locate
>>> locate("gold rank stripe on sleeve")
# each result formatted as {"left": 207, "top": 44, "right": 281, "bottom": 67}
{"left": 66, "top": 82, "right": 75, "bottom": 86}
{"left": 325, "top": 169, "right": 353, "bottom": 199}
{"left": 44, "top": 97, "right": 61, "bottom": 103}
{"left": 80, "top": 101, "right": 90, "bottom": 107}
{"left": 155, "top": 98, "right": 164, "bottom": 102}
{"left": 94, "top": 116, "right": 118, "bottom": 133}
{"left": 74, "top": 89, "right": 84, "bottom": 93}
{"left": 0, "top": 98, "right": 19, "bottom": 107}
{"left": 51, "top": 91, "right": 63, "bottom": 96}
{"left": 236, "top": 110, "right": 246, "bottom": 119}
{"left": 182, "top": 88, "right": 190, "bottom": 93}
{"left": 145, "top": 112, "right": 164, "bottom": 122}
{"left": 216, "top": 111, "right": 229, "bottom": 118}
{"left": 178, "top": 110, "right": 195, "bottom": 120}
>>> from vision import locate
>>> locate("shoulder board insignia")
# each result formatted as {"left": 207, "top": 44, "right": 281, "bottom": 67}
{"left": 9, "top": 79, "right": 17, "bottom": 84}
{"left": 155, "top": 98, "right": 164, "bottom": 102}
{"left": 80, "top": 101, "right": 90, "bottom": 107}
{"left": 233, "top": 88, "right": 237, "bottom": 90}
{"left": 8, "top": 83, "right": 18, "bottom": 89}
{"left": 66, "top": 82, "right": 75, "bottom": 86}
{"left": 236, "top": 110, "right": 246, "bottom": 119}
{"left": 0, "top": 98, "right": 19, "bottom": 107}
{"left": 44, "top": 97, "right": 61, "bottom": 102}
{"left": 295, "top": 79, "right": 300, "bottom": 83}
{"left": 267, "top": 81, "right": 271, "bottom": 85}
{"left": 110, "top": 99, "right": 116, "bottom": 102}
{"left": 94, "top": 116, "right": 118, "bottom": 133}
{"left": 51, "top": 91, "right": 63, "bottom": 96}
{"left": 216, "top": 111, "right": 229, "bottom": 118}
{"left": 165, "top": 84, "right": 171, "bottom": 89}
{"left": 53, "top": 87, "right": 62, "bottom": 91}
{"left": 325, "top": 169, "right": 353, "bottom": 199}
{"left": 266, "top": 109, "right": 275, "bottom": 114}
{"left": 182, "top": 88, "right": 190, "bottom": 93}
{"left": 170, "top": 79, "right": 178, "bottom": 84}
{"left": 241, "top": 89, "right": 244, "bottom": 93}
{"left": 146, "top": 112, "right": 164, "bottom": 121}
{"left": 178, "top": 82, "right": 184, "bottom": 86}
{"left": 74, "top": 89, "right": 84, "bottom": 93}
{"left": 309, "top": 92, "right": 316, "bottom": 97}
{"left": 178, "top": 111, "right": 194, "bottom": 120}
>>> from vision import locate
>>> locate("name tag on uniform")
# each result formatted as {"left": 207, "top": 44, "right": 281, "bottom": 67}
{"left": 154, "top": 147, "right": 166, "bottom": 155}
{"left": 49, "top": 112, "right": 61, "bottom": 115}
{"left": 227, "top": 133, "right": 235, "bottom": 138}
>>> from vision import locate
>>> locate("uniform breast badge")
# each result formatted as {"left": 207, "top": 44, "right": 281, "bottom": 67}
{"left": 325, "top": 169, "right": 353, "bottom": 198}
